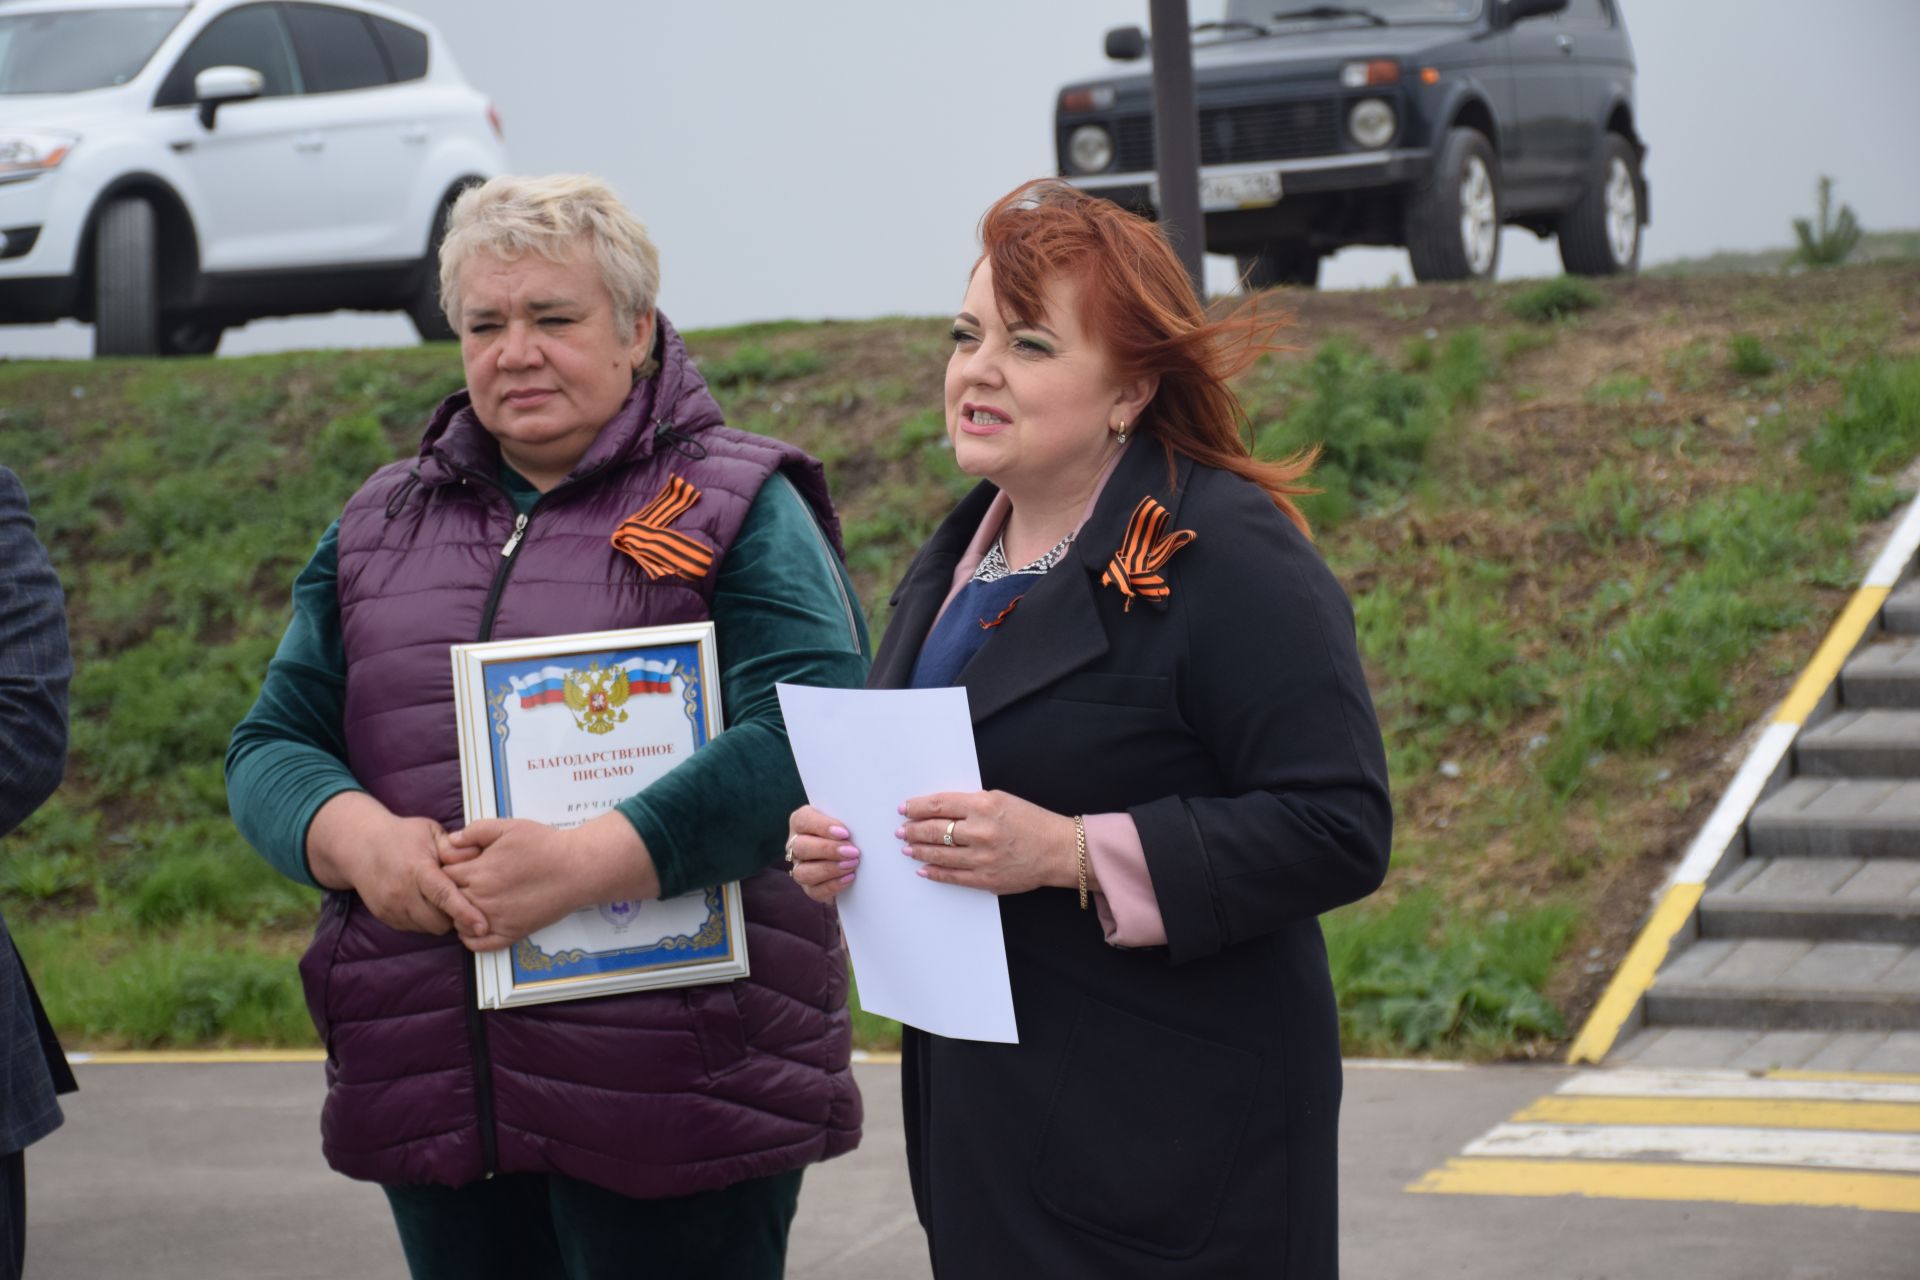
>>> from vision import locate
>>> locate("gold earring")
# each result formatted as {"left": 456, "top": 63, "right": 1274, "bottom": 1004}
{"left": 1115, "top": 419, "right": 1128, "bottom": 446}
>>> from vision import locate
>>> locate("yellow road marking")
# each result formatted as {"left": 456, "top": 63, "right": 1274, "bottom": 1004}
{"left": 1409, "top": 1157, "right": 1920, "bottom": 1214}
{"left": 1566, "top": 882, "right": 1704, "bottom": 1064}
{"left": 1773, "top": 586, "right": 1891, "bottom": 725}
{"left": 1517, "top": 1095, "right": 1920, "bottom": 1134}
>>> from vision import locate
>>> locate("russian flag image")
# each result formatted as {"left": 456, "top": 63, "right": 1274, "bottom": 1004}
{"left": 509, "top": 656, "right": 677, "bottom": 711}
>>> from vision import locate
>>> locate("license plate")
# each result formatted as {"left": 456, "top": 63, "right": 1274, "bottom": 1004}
{"left": 1153, "top": 169, "right": 1283, "bottom": 212}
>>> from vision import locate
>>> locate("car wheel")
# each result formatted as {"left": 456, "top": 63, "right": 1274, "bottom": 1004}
{"left": 407, "top": 201, "right": 459, "bottom": 342}
{"left": 1405, "top": 127, "right": 1501, "bottom": 283}
{"left": 1237, "top": 241, "right": 1320, "bottom": 290}
{"left": 1558, "top": 133, "right": 1642, "bottom": 276}
{"left": 93, "top": 198, "right": 160, "bottom": 357}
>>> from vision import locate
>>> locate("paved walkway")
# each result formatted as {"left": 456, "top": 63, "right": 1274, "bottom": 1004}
{"left": 25, "top": 1059, "right": 1919, "bottom": 1278}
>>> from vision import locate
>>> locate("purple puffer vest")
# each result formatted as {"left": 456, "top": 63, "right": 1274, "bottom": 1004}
{"left": 299, "top": 316, "right": 861, "bottom": 1199}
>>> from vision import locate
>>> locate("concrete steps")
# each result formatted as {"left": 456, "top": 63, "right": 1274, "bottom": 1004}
{"left": 1645, "top": 939, "right": 1920, "bottom": 1031}
{"left": 1840, "top": 635, "right": 1920, "bottom": 707}
{"left": 1614, "top": 564, "right": 1920, "bottom": 1067}
{"left": 1748, "top": 777, "right": 1920, "bottom": 858}
{"left": 1795, "top": 710, "right": 1920, "bottom": 777}
{"left": 1884, "top": 578, "right": 1920, "bottom": 633}
{"left": 1700, "top": 855, "right": 1920, "bottom": 944}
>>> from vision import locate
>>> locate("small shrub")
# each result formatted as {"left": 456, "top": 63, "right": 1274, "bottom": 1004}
{"left": 1326, "top": 894, "right": 1572, "bottom": 1056}
{"left": 1792, "top": 175, "right": 1862, "bottom": 268}
{"left": 1432, "top": 328, "right": 1493, "bottom": 407}
{"left": 1508, "top": 277, "right": 1604, "bottom": 323}
{"left": 1802, "top": 357, "right": 1920, "bottom": 476}
{"left": 1255, "top": 339, "right": 1439, "bottom": 525}
{"left": 1728, "top": 333, "right": 1778, "bottom": 379}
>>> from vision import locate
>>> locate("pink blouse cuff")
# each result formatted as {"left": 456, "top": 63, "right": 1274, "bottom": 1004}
{"left": 1084, "top": 812, "right": 1167, "bottom": 948}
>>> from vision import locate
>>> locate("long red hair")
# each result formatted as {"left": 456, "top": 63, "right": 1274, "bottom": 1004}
{"left": 977, "top": 179, "right": 1315, "bottom": 535}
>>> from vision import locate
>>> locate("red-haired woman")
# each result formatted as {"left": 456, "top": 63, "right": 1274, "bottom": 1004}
{"left": 787, "top": 181, "right": 1390, "bottom": 1276}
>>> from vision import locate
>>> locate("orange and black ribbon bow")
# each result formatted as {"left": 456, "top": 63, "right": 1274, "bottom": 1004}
{"left": 611, "top": 476, "right": 714, "bottom": 582}
{"left": 1099, "top": 496, "right": 1197, "bottom": 612}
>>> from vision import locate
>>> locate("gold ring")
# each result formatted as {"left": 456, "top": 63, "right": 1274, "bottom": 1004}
{"left": 784, "top": 837, "right": 798, "bottom": 864}
{"left": 943, "top": 819, "right": 957, "bottom": 847}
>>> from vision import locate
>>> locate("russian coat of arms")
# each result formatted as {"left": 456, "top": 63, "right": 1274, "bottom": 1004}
{"left": 563, "top": 662, "right": 630, "bottom": 735}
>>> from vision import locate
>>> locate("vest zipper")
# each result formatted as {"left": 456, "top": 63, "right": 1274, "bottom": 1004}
{"left": 432, "top": 450, "right": 623, "bottom": 1179}
{"left": 451, "top": 463, "right": 539, "bottom": 1180}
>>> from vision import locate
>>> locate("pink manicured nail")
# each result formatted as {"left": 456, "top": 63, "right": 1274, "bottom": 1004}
{"left": 837, "top": 846, "right": 860, "bottom": 858}
{"left": 829, "top": 825, "right": 850, "bottom": 839}
{"left": 893, "top": 826, "right": 906, "bottom": 839}
{"left": 837, "top": 859, "right": 859, "bottom": 870}
{"left": 838, "top": 873, "right": 855, "bottom": 885}
{"left": 915, "top": 868, "right": 930, "bottom": 878}
{"left": 897, "top": 803, "right": 907, "bottom": 815}
{"left": 901, "top": 846, "right": 916, "bottom": 856}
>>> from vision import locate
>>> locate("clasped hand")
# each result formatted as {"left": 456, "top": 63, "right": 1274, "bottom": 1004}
{"left": 786, "top": 790, "right": 1079, "bottom": 904}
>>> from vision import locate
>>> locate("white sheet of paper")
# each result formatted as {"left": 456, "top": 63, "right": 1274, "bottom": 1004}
{"left": 776, "top": 683, "right": 1017, "bottom": 1044}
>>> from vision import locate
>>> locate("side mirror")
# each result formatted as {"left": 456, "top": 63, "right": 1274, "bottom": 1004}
{"left": 1105, "top": 26, "right": 1147, "bottom": 61}
{"left": 1502, "top": 0, "right": 1570, "bottom": 22}
{"left": 194, "top": 64, "right": 264, "bottom": 130}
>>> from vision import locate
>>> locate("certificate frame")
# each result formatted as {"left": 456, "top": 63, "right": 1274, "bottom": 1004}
{"left": 450, "top": 623, "right": 748, "bottom": 1009}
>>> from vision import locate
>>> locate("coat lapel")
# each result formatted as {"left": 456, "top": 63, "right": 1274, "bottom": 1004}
{"left": 959, "top": 442, "right": 1194, "bottom": 726}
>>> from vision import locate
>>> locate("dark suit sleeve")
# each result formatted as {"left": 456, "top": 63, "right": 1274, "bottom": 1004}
{"left": 0, "top": 467, "right": 71, "bottom": 838}
{"left": 1130, "top": 476, "right": 1392, "bottom": 965}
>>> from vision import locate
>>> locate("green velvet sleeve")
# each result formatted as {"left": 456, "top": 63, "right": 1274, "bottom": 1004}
{"left": 617, "top": 474, "right": 871, "bottom": 898}
{"left": 223, "top": 523, "right": 362, "bottom": 888}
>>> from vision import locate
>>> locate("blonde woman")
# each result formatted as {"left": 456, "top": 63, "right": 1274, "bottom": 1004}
{"left": 228, "top": 175, "right": 868, "bottom": 1279}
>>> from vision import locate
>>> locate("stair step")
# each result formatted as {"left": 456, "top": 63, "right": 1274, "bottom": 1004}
{"left": 1796, "top": 710, "right": 1920, "bottom": 778}
{"left": 1701, "top": 856, "right": 1920, "bottom": 943}
{"left": 1841, "top": 636, "right": 1920, "bottom": 708}
{"left": 1748, "top": 777, "right": 1920, "bottom": 858}
{"left": 1608, "top": 1026, "right": 1920, "bottom": 1072}
{"left": 1885, "top": 579, "right": 1920, "bottom": 634}
{"left": 1645, "top": 939, "right": 1920, "bottom": 1031}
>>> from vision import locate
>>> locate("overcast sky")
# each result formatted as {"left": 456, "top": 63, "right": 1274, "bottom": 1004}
{"left": 5, "top": 0, "right": 1917, "bottom": 358}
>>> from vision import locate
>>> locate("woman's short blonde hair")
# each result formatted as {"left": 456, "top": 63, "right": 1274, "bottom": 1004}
{"left": 437, "top": 174, "right": 661, "bottom": 338}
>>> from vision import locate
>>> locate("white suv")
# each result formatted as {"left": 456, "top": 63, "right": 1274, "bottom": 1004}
{"left": 0, "top": 0, "right": 506, "bottom": 355}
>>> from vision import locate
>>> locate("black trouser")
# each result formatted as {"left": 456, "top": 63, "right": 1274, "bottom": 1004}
{"left": 383, "top": 1168, "right": 803, "bottom": 1280}
{"left": 0, "top": 1148, "right": 24, "bottom": 1280}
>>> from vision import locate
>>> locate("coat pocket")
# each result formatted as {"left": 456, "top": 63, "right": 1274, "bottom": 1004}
{"left": 688, "top": 983, "right": 750, "bottom": 1080}
{"left": 296, "top": 891, "right": 353, "bottom": 1054}
{"left": 1029, "top": 996, "right": 1261, "bottom": 1259}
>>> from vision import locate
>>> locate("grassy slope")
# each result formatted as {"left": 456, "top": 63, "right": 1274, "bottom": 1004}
{"left": 5, "top": 263, "right": 1919, "bottom": 1055}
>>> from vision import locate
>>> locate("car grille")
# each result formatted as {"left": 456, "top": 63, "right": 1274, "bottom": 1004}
{"left": 1114, "top": 98, "right": 1342, "bottom": 171}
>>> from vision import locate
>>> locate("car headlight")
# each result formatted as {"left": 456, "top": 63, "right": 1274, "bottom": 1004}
{"left": 0, "top": 131, "right": 79, "bottom": 180}
{"left": 1347, "top": 99, "right": 1396, "bottom": 149}
{"left": 1068, "top": 124, "right": 1115, "bottom": 175}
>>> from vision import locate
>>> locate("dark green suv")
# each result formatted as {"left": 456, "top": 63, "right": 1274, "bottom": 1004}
{"left": 1056, "top": 0, "right": 1646, "bottom": 288}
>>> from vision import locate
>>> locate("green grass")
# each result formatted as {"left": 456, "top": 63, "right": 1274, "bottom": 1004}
{"left": 1508, "top": 276, "right": 1605, "bottom": 323}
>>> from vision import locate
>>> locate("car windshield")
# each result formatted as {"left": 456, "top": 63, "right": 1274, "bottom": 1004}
{"left": 0, "top": 6, "right": 185, "bottom": 95}
{"left": 1223, "top": 0, "right": 1483, "bottom": 24}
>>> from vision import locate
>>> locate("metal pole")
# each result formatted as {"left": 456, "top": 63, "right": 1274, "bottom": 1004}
{"left": 1147, "top": 0, "right": 1205, "bottom": 298}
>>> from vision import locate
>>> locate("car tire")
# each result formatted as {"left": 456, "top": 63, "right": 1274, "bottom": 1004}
{"left": 93, "top": 198, "right": 160, "bottom": 357}
{"left": 1405, "top": 127, "right": 1501, "bottom": 283}
{"left": 407, "top": 201, "right": 459, "bottom": 343}
{"left": 1237, "top": 242, "right": 1320, "bottom": 290}
{"left": 1558, "top": 133, "right": 1642, "bottom": 277}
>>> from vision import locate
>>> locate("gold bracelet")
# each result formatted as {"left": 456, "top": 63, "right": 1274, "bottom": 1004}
{"left": 1073, "top": 814, "right": 1089, "bottom": 911}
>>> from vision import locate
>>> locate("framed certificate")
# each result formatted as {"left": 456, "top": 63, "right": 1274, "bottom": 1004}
{"left": 449, "top": 623, "right": 748, "bottom": 1009}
